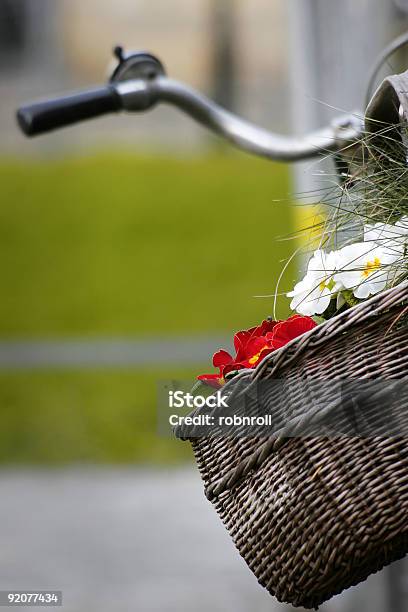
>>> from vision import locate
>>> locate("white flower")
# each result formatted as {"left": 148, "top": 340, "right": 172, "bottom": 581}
{"left": 334, "top": 242, "right": 399, "bottom": 300}
{"left": 364, "top": 217, "right": 408, "bottom": 259}
{"left": 287, "top": 250, "right": 341, "bottom": 316}
{"left": 396, "top": 216, "right": 408, "bottom": 231}
{"left": 396, "top": 215, "right": 408, "bottom": 231}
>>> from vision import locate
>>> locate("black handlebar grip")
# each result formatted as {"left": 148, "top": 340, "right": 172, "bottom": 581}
{"left": 17, "top": 85, "right": 122, "bottom": 137}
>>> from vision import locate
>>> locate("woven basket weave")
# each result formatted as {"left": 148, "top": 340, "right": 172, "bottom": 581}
{"left": 177, "top": 283, "right": 408, "bottom": 609}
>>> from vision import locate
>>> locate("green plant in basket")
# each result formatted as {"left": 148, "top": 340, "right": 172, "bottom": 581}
{"left": 197, "top": 122, "right": 408, "bottom": 386}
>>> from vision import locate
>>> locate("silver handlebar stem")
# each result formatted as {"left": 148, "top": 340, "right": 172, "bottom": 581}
{"left": 116, "top": 76, "right": 364, "bottom": 162}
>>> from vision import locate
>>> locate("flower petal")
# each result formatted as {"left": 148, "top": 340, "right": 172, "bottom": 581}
{"left": 197, "top": 374, "right": 224, "bottom": 389}
{"left": 270, "top": 315, "right": 316, "bottom": 349}
{"left": 234, "top": 329, "right": 254, "bottom": 353}
{"left": 213, "top": 350, "right": 234, "bottom": 369}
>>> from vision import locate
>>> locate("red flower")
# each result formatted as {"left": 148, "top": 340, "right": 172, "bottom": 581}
{"left": 225, "top": 318, "right": 278, "bottom": 374}
{"left": 267, "top": 315, "right": 317, "bottom": 350}
{"left": 197, "top": 373, "right": 225, "bottom": 389}
{"left": 198, "top": 315, "right": 317, "bottom": 388}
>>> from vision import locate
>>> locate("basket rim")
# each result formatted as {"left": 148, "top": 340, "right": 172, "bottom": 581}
{"left": 252, "top": 280, "right": 408, "bottom": 383}
{"left": 175, "top": 282, "right": 408, "bottom": 441}
{"left": 179, "top": 280, "right": 408, "bottom": 423}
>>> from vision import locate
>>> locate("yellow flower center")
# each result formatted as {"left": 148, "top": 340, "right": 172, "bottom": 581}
{"left": 248, "top": 346, "right": 269, "bottom": 365}
{"left": 363, "top": 257, "right": 381, "bottom": 278}
{"left": 319, "top": 277, "right": 336, "bottom": 292}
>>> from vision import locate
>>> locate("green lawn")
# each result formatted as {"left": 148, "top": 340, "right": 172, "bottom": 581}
{"left": 0, "top": 152, "right": 294, "bottom": 337}
{"left": 0, "top": 368, "right": 198, "bottom": 465}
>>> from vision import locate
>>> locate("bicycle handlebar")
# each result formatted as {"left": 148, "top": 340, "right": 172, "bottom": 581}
{"left": 17, "top": 86, "right": 123, "bottom": 136}
{"left": 16, "top": 49, "right": 364, "bottom": 162}
{"left": 143, "top": 78, "right": 363, "bottom": 162}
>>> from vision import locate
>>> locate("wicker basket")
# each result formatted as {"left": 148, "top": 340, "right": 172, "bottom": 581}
{"left": 176, "top": 283, "right": 408, "bottom": 609}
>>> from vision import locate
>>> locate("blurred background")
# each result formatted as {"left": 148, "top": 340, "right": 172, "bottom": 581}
{"left": 0, "top": 1, "right": 408, "bottom": 611}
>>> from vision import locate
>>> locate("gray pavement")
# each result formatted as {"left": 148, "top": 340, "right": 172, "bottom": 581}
{"left": 0, "top": 468, "right": 402, "bottom": 612}
{"left": 0, "top": 468, "right": 279, "bottom": 612}
{"left": 0, "top": 338, "right": 232, "bottom": 369}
